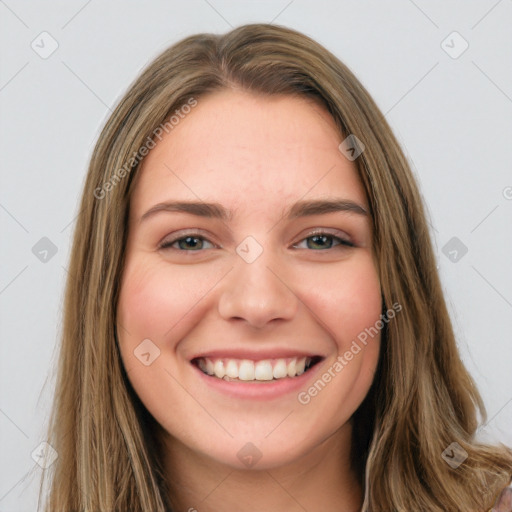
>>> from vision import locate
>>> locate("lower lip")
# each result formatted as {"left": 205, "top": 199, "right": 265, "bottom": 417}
{"left": 191, "top": 360, "right": 324, "bottom": 400}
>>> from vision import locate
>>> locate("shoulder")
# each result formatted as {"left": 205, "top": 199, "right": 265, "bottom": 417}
{"left": 490, "top": 483, "right": 512, "bottom": 512}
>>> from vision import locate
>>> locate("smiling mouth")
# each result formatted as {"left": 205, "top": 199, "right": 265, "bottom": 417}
{"left": 192, "top": 356, "right": 323, "bottom": 382}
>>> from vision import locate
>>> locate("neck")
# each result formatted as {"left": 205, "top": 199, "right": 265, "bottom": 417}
{"left": 160, "top": 423, "right": 363, "bottom": 512}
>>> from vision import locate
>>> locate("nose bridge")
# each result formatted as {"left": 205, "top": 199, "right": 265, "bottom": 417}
{"left": 217, "top": 239, "right": 298, "bottom": 328}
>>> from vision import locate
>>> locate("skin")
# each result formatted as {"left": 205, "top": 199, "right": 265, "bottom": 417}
{"left": 116, "top": 89, "right": 382, "bottom": 512}
{"left": 494, "top": 487, "right": 512, "bottom": 511}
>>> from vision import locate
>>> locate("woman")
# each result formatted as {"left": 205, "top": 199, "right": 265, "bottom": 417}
{"left": 39, "top": 23, "right": 512, "bottom": 511}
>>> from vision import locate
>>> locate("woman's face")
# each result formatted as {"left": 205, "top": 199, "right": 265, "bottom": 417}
{"left": 117, "top": 89, "right": 382, "bottom": 470}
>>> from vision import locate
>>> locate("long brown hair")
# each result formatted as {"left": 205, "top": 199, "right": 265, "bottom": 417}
{"left": 39, "top": 23, "right": 512, "bottom": 511}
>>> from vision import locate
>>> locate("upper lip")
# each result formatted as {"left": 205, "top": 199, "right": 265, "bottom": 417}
{"left": 190, "top": 348, "right": 323, "bottom": 361}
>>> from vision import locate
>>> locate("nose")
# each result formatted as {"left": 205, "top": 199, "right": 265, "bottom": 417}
{"left": 217, "top": 249, "right": 299, "bottom": 329}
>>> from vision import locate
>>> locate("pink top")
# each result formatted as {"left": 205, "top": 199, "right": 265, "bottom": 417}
{"left": 490, "top": 484, "right": 512, "bottom": 512}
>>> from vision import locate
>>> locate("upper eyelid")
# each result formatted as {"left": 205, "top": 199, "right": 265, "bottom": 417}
{"left": 292, "top": 232, "right": 354, "bottom": 248}
{"left": 159, "top": 230, "right": 217, "bottom": 249}
{"left": 298, "top": 227, "right": 351, "bottom": 239}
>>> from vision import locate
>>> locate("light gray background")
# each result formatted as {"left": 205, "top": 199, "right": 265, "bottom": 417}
{"left": 1, "top": 1, "right": 511, "bottom": 510}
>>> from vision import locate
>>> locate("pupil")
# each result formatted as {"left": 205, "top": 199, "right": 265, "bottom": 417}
{"left": 181, "top": 237, "right": 201, "bottom": 250}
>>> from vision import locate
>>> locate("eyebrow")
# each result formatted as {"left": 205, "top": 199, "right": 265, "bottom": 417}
{"left": 139, "top": 198, "right": 368, "bottom": 223}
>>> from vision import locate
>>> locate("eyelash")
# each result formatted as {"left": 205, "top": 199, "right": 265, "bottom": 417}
{"left": 158, "top": 230, "right": 354, "bottom": 252}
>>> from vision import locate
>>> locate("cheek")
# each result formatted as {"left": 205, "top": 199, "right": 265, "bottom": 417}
{"left": 294, "top": 255, "right": 382, "bottom": 416}
{"left": 116, "top": 258, "right": 227, "bottom": 367}
{"left": 115, "top": 258, "right": 228, "bottom": 430}
{"left": 299, "top": 254, "right": 382, "bottom": 346}
{"left": 117, "top": 264, "right": 176, "bottom": 347}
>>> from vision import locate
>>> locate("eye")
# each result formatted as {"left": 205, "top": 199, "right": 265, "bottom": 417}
{"left": 293, "top": 231, "right": 354, "bottom": 250}
{"left": 160, "top": 234, "right": 215, "bottom": 251}
{"left": 158, "top": 230, "right": 354, "bottom": 252}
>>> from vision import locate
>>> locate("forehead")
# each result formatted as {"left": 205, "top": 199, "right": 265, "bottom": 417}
{"left": 130, "top": 89, "right": 367, "bottom": 217}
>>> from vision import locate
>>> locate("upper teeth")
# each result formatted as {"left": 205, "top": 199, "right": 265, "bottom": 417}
{"left": 197, "top": 357, "right": 312, "bottom": 381}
